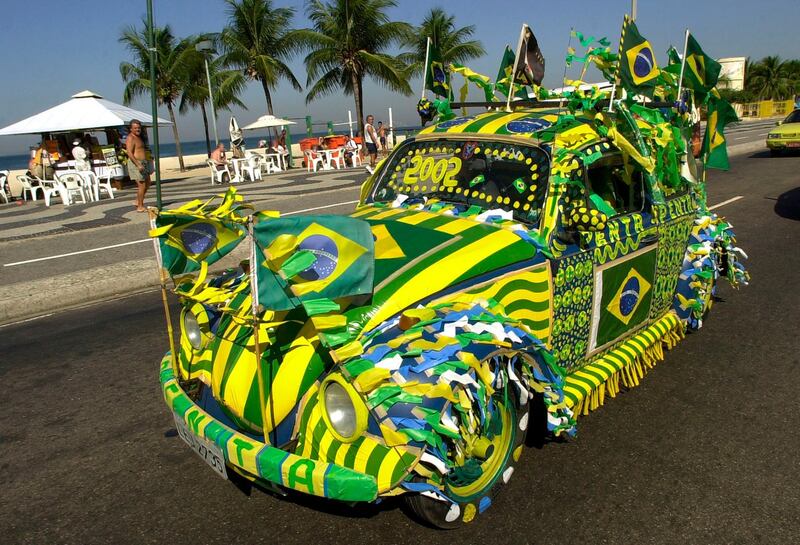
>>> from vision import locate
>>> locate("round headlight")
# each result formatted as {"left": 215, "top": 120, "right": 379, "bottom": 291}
{"left": 183, "top": 311, "right": 203, "bottom": 350}
{"left": 768, "top": 133, "right": 780, "bottom": 139}
{"left": 324, "top": 382, "right": 357, "bottom": 438}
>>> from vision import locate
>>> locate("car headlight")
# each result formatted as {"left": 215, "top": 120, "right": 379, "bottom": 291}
{"left": 320, "top": 375, "right": 368, "bottom": 442}
{"left": 768, "top": 133, "right": 780, "bottom": 139}
{"left": 183, "top": 311, "right": 204, "bottom": 350}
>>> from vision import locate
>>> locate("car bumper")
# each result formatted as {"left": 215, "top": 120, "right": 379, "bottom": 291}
{"left": 159, "top": 354, "right": 379, "bottom": 502}
{"left": 767, "top": 139, "right": 800, "bottom": 149}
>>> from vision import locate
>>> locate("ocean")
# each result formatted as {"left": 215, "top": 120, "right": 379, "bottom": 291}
{"left": 0, "top": 127, "right": 420, "bottom": 172}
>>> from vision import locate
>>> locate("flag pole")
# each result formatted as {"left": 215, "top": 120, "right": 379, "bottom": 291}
{"left": 676, "top": 28, "right": 690, "bottom": 104}
{"left": 507, "top": 24, "right": 527, "bottom": 112}
{"left": 248, "top": 217, "right": 275, "bottom": 446}
{"left": 149, "top": 209, "right": 178, "bottom": 376}
{"left": 421, "top": 37, "right": 431, "bottom": 100}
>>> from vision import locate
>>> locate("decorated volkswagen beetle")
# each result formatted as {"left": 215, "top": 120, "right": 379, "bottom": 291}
{"left": 152, "top": 22, "right": 748, "bottom": 528}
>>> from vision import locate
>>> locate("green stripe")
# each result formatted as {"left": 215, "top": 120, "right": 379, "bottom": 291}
{"left": 503, "top": 298, "right": 550, "bottom": 316}
{"left": 365, "top": 444, "right": 389, "bottom": 476}
{"left": 491, "top": 278, "right": 549, "bottom": 301}
{"left": 453, "top": 239, "right": 537, "bottom": 285}
{"left": 325, "top": 437, "right": 344, "bottom": 463}
{"left": 343, "top": 437, "right": 364, "bottom": 469}
{"left": 460, "top": 111, "right": 512, "bottom": 133}
{"left": 390, "top": 451, "right": 416, "bottom": 486}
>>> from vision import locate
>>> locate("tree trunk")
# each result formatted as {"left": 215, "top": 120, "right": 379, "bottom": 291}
{"left": 166, "top": 102, "right": 185, "bottom": 171}
{"left": 201, "top": 102, "right": 211, "bottom": 157}
{"left": 260, "top": 78, "right": 279, "bottom": 140}
{"left": 352, "top": 72, "right": 365, "bottom": 141}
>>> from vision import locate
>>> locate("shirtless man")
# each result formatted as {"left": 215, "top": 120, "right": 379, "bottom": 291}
{"left": 364, "top": 115, "right": 379, "bottom": 167}
{"left": 126, "top": 119, "right": 151, "bottom": 212}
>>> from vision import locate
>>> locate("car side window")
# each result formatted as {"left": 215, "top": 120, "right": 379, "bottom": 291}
{"left": 584, "top": 154, "right": 644, "bottom": 217}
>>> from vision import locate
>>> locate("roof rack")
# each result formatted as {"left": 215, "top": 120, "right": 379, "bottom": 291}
{"left": 449, "top": 100, "right": 676, "bottom": 111}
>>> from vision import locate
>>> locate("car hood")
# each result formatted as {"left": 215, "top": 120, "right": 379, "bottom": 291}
{"left": 351, "top": 205, "right": 542, "bottom": 333}
{"left": 770, "top": 123, "right": 800, "bottom": 136}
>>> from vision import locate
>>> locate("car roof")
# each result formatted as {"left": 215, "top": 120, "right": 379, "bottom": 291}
{"left": 416, "top": 107, "right": 602, "bottom": 146}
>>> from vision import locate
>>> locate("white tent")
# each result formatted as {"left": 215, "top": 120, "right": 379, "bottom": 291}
{"left": 0, "top": 90, "right": 171, "bottom": 136}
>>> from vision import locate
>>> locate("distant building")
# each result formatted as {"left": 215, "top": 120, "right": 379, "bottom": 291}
{"left": 718, "top": 57, "right": 747, "bottom": 91}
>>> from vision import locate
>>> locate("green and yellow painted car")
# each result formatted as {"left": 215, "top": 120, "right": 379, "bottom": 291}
{"left": 154, "top": 97, "right": 749, "bottom": 527}
{"left": 766, "top": 109, "right": 800, "bottom": 155}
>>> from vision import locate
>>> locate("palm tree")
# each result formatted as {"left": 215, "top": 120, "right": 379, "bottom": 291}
{"left": 399, "top": 7, "right": 485, "bottom": 77}
{"left": 119, "top": 21, "right": 195, "bottom": 171}
{"left": 221, "top": 0, "right": 303, "bottom": 129}
{"left": 298, "top": 0, "right": 413, "bottom": 137}
{"left": 180, "top": 35, "right": 248, "bottom": 156}
{"left": 747, "top": 56, "right": 793, "bottom": 100}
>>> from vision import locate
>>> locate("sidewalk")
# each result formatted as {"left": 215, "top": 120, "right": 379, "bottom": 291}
{"left": 0, "top": 166, "right": 368, "bottom": 325}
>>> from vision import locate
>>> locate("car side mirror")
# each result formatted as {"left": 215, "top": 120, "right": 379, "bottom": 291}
{"left": 776, "top": 121, "right": 783, "bottom": 126}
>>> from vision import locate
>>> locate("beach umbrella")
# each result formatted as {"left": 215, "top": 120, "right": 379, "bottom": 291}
{"left": 241, "top": 115, "right": 296, "bottom": 131}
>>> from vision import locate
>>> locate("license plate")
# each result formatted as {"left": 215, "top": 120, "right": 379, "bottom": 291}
{"left": 787, "top": 142, "right": 800, "bottom": 148}
{"left": 173, "top": 414, "right": 228, "bottom": 479}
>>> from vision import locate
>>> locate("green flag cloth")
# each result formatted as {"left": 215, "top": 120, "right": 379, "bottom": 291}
{"left": 494, "top": 46, "right": 528, "bottom": 99}
{"left": 253, "top": 215, "right": 375, "bottom": 311}
{"left": 149, "top": 188, "right": 249, "bottom": 276}
{"left": 682, "top": 34, "right": 721, "bottom": 96}
{"left": 702, "top": 90, "right": 738, "bottom": 170}
{"left": 425, "top": 40, "right": 450, "bottom": 98}
{"left": 617, "top": 15, "right": 659, "bottom": 97}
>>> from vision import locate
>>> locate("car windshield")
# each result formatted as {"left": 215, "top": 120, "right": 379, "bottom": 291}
{"left": 369, "top": 137, "right": 550, "bottom": 227}
{"left": 784, "top": 110, "right": 800, "bottom": 124}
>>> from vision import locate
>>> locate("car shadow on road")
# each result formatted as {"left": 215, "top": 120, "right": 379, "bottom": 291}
{"left": 774, "top": 187, "right": 800, "bottom": 221}
{"left": 749, "top": 150, "right": 800, "bottom": 159}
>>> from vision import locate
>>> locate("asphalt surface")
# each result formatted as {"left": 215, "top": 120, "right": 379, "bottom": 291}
{"left": 0, "top": 147, "right": 798, "bottom": 544}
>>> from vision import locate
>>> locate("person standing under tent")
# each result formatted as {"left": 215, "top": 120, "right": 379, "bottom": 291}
{"left": 125, "top": 119, "right": 152, "bottom": 212}
{"left": 364, "top": 115, "right": 379, "bottom": 167}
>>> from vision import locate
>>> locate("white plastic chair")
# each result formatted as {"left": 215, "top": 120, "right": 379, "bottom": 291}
{"left": 328, "top": 148, "right": 346, "bottom": 169}
{"left": 79, "top": 171, "right": 115, "bottom": 201}
{"left": 0, "top": 170, "right": 8, "bottom": 203}
{"left": 55, "top": 172, "right": 86, "bottom": 205}
{"left": 261, "top": 155, "right": 279, "bottom": 175}
{"left": 207, "top": 160, "right": 231, "bottom": 185}
{"left": 16, "top": 174, "right": 45, "bottom": 202}
{"left": 348, "top": 147, "right": 362, "bottom": 167}
{"left": 305, "top": 149, "right": 324, "bottom": 172}
{"left": 241, "top": 154, "right": 263, "bottom": 181}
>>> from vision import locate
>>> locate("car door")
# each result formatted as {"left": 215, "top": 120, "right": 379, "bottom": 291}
{"left": 583, "top": 152, "right": 658, "bottom": 354}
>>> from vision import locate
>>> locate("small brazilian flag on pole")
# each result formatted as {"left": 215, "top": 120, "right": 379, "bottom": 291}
{"left": 253, "top": 215, "right": 375, "bottom": 311}
{"left": 702, "top": 90, "right": 738, "bottom": 170}
{"left": 617, "top": 15, "right": 659, "bottom": 97}
{"left": 149, "top": 188, "right": 248, "bottom": 276}
{"left": 425, "top": 39, "right": 450, "bottom": 98}
{"left": 682, "top": 33, "right": 721, "bottom": 96}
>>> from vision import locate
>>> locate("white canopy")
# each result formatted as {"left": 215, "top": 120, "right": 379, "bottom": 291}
{"left": 242, "top": 114, "right": 295, "bottom": 130}
{"left": 0, "top": 90, "right": 171, "bottom": 136}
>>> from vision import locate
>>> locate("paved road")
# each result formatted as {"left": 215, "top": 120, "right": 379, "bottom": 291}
{"left": 1, "top": 150, "right": 798, "bottom": 544}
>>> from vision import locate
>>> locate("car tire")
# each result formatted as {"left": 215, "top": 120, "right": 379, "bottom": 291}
{"left": 406, "top": 379, "right": 528, "bottom": 528}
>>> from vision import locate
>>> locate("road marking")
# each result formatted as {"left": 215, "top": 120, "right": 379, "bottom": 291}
{"left": 3, "top": 239, "right": 151, "bottom": 267}
{"left": 709, "top": 196, "right": 744, "bottom": 210}
{"left": 3, "top": 199, "right": 361, "bottom": 267}
{"left": 0, "top": 312, "right": 54, "bottom": 328}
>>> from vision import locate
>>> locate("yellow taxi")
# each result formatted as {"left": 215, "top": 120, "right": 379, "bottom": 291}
{"left": 767, "top": 109, "right": 800, "bottom": 155}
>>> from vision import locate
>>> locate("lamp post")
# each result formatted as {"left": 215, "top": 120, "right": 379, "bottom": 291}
{"left": 146, "top": 0, "right": 162, "bottom": 210}
{"left": 195, "top": 40, "right": 219, "bottom": 148}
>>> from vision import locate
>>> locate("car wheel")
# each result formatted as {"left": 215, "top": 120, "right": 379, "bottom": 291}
{"left": 406, "top": 384, "right": 528, "bottom": 528}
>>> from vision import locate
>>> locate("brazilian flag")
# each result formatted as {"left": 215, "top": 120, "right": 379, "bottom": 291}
{"left": 617, "top": 15, "right": 659, "bottom": 97}
{"left": 425, "top": 40, "right": 450, "bottom": 98}
{"left": 451, "top": 63, "right": 494, "bottom": 102}
{"left": 702, "top": 90, "right": 738, "bottom": 170}
{"left": 149, "top": 189, "right": 248, "bottom": 276}
{"left": 494, "top": 46, "right": 528, "bottom": 99}
{"left": 253, "top": 215, "right": 375, "bottom": 311}
{"left": 683, "top": 34, "right": 721, "bottom": 96}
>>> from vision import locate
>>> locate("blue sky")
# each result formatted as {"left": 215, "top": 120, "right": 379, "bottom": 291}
{"left": 0, "top": 0, "right": 797, "bottom": 155}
